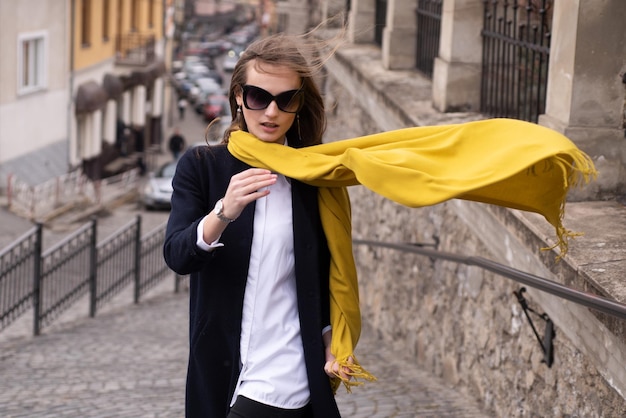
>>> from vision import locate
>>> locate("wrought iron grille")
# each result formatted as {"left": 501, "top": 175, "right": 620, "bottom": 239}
{"left": 37, "top": 221, "right": 96, "bottom": 334}
{"left": 95, "top": 217, "right": 140, "bottom": 314}
{"left": 115, "top": 33, "right": 156, "bottom": 65}
{"left": 374, "top": 0, "right": 387, "bottom": 46}
{"left": 0, "top": 226, "right": 40, "bottom": 331}
{"left": 481, "top": 0, "right": 553, "bottom": 123}
{"left": 0, "top": 216, "right": 174, "bottom": 336}
{"left": 138, "top": 221, "right": 171, "bottom": 300}
{"left": 415, "top": 0, "right": 443, "bottom": 78}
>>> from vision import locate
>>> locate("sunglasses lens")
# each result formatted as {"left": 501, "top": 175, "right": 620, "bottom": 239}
{"left": 276, "top": 91, "right": 303, "bottom": 113}
{"left": 244, "top": 86, "right": 272, "bottom": 110}
{"left": 243, "top": 85, "right": 303, "bottom": 113}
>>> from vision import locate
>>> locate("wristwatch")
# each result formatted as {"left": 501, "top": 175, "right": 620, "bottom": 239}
{"left": 214, "top": 199, "right": 236, "bottom": 223}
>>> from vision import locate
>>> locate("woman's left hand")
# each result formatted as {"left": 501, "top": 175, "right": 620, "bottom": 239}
{"left": 324, "top": 342, "right": 353, "bottom": 380}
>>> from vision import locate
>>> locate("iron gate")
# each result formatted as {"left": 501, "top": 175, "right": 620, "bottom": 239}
{"left": 415, "top": 0, "right": 443, "bottom": 78}
{"left": 481, "top": 0, "right": 553, "bottom": 123}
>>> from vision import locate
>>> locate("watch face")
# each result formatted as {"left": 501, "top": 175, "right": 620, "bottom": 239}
{"left": 215, "top": 199, "right": 223, "bottom": 215}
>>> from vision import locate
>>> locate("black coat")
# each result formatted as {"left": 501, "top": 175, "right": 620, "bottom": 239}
{"left": 164, "top": 145, "right": 341, "bottom": 418}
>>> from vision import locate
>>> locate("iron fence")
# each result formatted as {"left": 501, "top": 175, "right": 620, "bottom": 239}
{"left": 0, "top": 226, "right": 40, "bottom": 331}
{"left": 7, "top": 168, "right": 140, "bottom": 221}
{"left": 0, "top": 215, "right": 177, "bottom": 336}
{"left": 415, "top": 0, "right": 443, "bottom": 78}
{"left": 138, "top": 221, "right": 172, "bottom": 299}
{"left": 36, "top": 221, "right": 96, "bottom": 335}
{"left": 480, "top": 0, "right": 553, "bottom": 122}
{"left": 94, "top": 217, "right": 140, "bottom": 315}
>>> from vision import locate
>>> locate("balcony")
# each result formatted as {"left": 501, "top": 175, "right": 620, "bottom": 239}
{"left": 115, "top": 33, "right": 156, "bottom": 66}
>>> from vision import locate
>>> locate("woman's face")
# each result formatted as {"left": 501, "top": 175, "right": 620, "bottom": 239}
{"left": 236, "top": 62, "right": 301, "bottom": 145}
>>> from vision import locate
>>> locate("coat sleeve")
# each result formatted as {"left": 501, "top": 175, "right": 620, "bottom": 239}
{"left": 164, "top": 147, "right": 217, "bottom": 275}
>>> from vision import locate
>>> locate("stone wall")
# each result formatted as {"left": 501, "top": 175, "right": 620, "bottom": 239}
{"left": 323, "top": 46, "right": 626, "bottom": 416}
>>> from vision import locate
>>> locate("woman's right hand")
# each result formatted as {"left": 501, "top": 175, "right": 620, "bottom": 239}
{"left": 220, "top": 168, "right": 277, "bottom": 220}
{"left": 202, "top": 168, "right": 277, "bottom": 245}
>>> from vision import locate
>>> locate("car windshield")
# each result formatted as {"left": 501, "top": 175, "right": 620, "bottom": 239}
{"left": 160, "top": 162, "right": 177, "bottom": 178}
{"left": 208, "top": 96, "right": 226, "bottom": 106}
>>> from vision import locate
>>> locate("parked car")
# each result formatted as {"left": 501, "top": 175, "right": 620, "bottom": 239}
{"left": 222, "top": 47, "right": 244, "bottom": 72}
{"left": 205, "top": 105, "right": 232, "bottom": 143}
{"left": 200, "top": 40, "right": 230, "bottom": 58}
{"left": 203, "top": 94, "right": 229, "bottom": 122}
{"left": 203, "top": 69, "right": 223, "bottom": 85}
{"left": 195, "top": 77, "right": 222, "bottom": 93}
{"left": 194, "top": 81, "right": 225, "bottom": 113}
{"left": 142, "top": 160, "right": 177, "bottom": 210}
{"left": 174, "top": 77, "right": 195, "bottom": 99}
{"left": 187, "top": 77, "right": 218, "bottom": 105}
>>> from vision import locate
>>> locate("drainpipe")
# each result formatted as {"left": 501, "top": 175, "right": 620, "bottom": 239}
{"left": 67, "top": 0, "right": 75, "bottom": 174}
{"left": 161, "top": 0, "right": 169, "bottom": 147}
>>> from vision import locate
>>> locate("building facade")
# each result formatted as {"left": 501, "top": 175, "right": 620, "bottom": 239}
{"left": 0, "top": 0, "right": 167, "bottom": 202}
{"left": 72, "top": 0, "right": 166, "bottom": 182}
{"left": 0, "top": 1, "right": 71, "bottom": 186}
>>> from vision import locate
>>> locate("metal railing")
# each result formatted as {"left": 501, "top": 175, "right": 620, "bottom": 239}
{"left": 354, "top": 237, "right": 626, "bottom": 366}
{"left": 6, "top": 168, "right": 140, "bottom": 221}
{"left": 115, "top": 33, "right": 156, "bottom": 65}
{"left": 0, "top": 215, "right": 176, "bottom": 336}
{"left": 94, "top": 217, "right": 139, "bottom": 315}
{"left": 353, "top": 239, "right": 626, "bottom": 321}
{"left": 480, "top": 0, "right": 553, "bottom": 123}
{"left": 36, "top": 221, "right": 95, "bottom": 333}
{"left": 0, "top": 226, "right": 40, "bottom": 331}
{"left": 415, "top": 0, "right": 443, "bottom": 78}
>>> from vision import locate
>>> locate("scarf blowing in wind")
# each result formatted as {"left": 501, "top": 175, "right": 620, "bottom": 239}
{"left": 227, "top": 118, "right": 597, "bottom": 393}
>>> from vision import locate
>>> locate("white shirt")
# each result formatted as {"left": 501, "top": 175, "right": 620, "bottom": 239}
{"left": 196, "top": 174, "right": 310, "bottom": 409}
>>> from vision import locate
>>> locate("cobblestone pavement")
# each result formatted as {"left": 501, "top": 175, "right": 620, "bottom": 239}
{"left": 0, "top": 104, "right": 489, "bottom": 418}
{"left": 0, "top": 279, "right": 488, "bottom": 418}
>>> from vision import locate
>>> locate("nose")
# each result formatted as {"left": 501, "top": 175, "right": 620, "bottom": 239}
{"left": 264, "top": 100, "right": 280, "bottom": 116}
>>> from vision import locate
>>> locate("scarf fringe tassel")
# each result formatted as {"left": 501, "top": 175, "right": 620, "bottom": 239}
{"left": 542, "top": 151, "right": 598, "bottom": 260}
{"left": 330, "top": 355, "right": 377, "bottom": 395}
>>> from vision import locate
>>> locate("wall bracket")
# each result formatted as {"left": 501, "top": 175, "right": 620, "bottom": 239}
{"left": 513, "top": 287, "right": 555, "bottom": 367}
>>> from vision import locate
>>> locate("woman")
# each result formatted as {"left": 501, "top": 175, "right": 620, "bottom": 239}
{"left": 164, "top": 34, "right": 349, "bottom": 417}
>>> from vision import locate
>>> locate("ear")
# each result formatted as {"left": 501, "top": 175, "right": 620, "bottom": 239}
{"left": 233, "top": 85, "right": 243, "bottom": 107}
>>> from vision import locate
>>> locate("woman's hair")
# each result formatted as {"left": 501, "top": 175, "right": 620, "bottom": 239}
{"left": 219, "top": 32, "right": 336, "bottom": 147}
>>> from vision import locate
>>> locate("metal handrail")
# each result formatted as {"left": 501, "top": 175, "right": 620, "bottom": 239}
{"left": 353, "top": 239, "right": 626, "bottom": 321}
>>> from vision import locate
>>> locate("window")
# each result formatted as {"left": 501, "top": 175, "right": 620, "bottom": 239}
{"left": 116, "top": 0, "right": 123, "bottom": 34}
{"left": 148, "top": 0, "right": 154, "bottom": 28}
{"left": 103, "top": 0, "right": 110, "bottom": 41}
{"left": 76, "top": 114, "right": 87, "bottom": 160}
{"left": 131, "top": 0, "right": 139, "bottom": 31}
{"left": 17, "top": 32, "right": 47, "bottom": 94}
{"left": 81, "top": 0, "right": 92, "bottom": 46}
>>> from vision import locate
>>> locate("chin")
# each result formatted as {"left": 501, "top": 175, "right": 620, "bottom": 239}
{"left": 255, "top": 133, "right": 286, "bottom": 144}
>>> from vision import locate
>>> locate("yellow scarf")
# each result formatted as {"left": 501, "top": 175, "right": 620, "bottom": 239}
{"left": 227, "top": 118, "right": 597, "bottom": 393}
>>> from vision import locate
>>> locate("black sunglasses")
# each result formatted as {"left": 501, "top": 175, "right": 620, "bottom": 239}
{"left": 242, "top": 85, "right": 304, "bottom": 113}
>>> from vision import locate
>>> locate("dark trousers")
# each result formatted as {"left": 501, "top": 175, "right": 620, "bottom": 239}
{"left": 227, "top": 396, "right": 314, "bottom": 418}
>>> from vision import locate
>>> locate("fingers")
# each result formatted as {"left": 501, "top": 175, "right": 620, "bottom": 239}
{"left": 222, "top": 169, "right": 277, "bottom": 218}
{"left": 230, "top": 169, "right": 277, "bottom": 196}
{"left": 324, "top": 357, "right": 354, "bottom": 381}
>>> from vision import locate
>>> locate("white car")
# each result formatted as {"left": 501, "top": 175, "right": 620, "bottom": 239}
{"left": 142, "top": 161, "right": 177, "bottom": 210}
{"left": 195, "top": 77, "right": 221, "bottom": 94}
{"left": 222, "top": 49, "right": 242, "bottom": 72}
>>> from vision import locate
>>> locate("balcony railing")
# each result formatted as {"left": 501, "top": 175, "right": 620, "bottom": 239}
{"left": 116, "top": 33, "right": 156, "bottom": 66}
